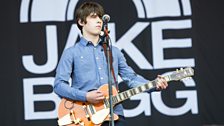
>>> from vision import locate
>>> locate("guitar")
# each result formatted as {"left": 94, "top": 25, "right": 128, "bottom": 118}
{"left": 57, "top": 67, "right": 194, "bottom": 126}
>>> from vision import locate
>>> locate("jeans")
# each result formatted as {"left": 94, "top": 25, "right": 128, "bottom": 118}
{"left": 101, "top": 115, "right": 126, "bottom": 126}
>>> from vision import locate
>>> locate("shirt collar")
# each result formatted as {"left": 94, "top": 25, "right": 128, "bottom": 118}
{"left": 79, "top": 37, "right": 103, "bottom": 46}
{"left": 79, "top": 37, "right": 90, "bottom": 46}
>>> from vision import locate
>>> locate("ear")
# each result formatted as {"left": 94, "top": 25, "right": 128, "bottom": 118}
{"left": 78, "top": 19, "right": 84, "bottom": 26}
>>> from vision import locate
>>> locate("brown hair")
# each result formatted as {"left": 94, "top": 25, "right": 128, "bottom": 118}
{"left": 75, "top": 2, "right": 104, "bottom": 32}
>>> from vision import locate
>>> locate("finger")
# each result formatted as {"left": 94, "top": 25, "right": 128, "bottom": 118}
{"left": 159, "top": 80, "right": 166, "bottom": 89}
{"left": 157, "top": 80, "right": 166, "bottom": 89}
{"left": 96, "top": 92, "right": 105, "bottom": 98}
{"left": 97, "top": 92, "right": 104, "bottom": 97}
{"left": 156, "top": 82, "right": 162, "bottom": 90}
{"left": 158, "top": 76, "right": 168, "bottom": 88}
{"left": 162, "top": 79, "right": 168, "bottom": 87}
{"left": 96, "top": 96, "right": 105, "bottom": 101}
{"left": 96, "top": 90, "right": 104, "bottom": 95}
{"left": 156, "top": 85, "right": 160, "bottom": 90}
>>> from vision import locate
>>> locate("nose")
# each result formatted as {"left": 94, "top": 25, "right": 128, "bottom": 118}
{"left": 97, "top": 16, "right": 102, "bottom": 24}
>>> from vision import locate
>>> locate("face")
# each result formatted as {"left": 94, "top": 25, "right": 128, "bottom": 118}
{"left": 79, "top": 13, "right": 103, "bottom": 37}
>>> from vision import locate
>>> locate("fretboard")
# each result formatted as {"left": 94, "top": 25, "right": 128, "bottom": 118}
{"left": 110, "top": 75, "right": 171, "bottom": 106}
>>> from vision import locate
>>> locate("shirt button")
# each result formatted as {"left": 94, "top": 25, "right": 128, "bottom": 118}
{"left": 98, "top": 67, "right": 102, "bottom": 70}
{"left": 96, "top": 57, "right": 99, "bottom": 59}
{"left": 100, "top": 77, "right": 104, "bottom": 80}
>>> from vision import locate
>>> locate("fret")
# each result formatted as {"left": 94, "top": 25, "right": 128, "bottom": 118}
{"left": 126, "top": 90, "right": 132, "bottom": 97}
{"left": 114, "top": 96, "right": 118, "bottom": 103}
{"left": 138, "top": 86, "right": 142, "bottom": 92}
{"left": 104, "top": 99, "right": 109, "bottom": 108}
{"left": 123, "top": 92, "right": 128, "bottom": 99}
{"left": 116, "top": 95, "right": 121, "bottom": 102}
{"left": 120, "top": 93, "right": 125, "bottom": 100}
{"left": 164, "top": 75, "right": 170, "bottom": 81}
{"left": 151, "top": 80, "right": 157, "bottom": 87}
{"left": 118, "top": 94, "right": 122, "bottom": 101}
{"left": 140, "top": 85, "right": 146, "bottom": 91}
{"left": 133, "top": 88, "right": 137, "bottom": 94}
{"left": 134, "top": 88, "right": 140, "bottom": 94}
{"left": 88, "top": 105, "right": 95, "bottom": 114}
{"left": 145, "top": 83, "right": 149, "bottom": 90}
{"left": 112, "top": 97, "right": 114, "bottom": 103}
{"left": 146, "top": 82, "right": 154, "bottom": 89}
{"left": 124, "top": 91, "right": 130, "bottom": 99}
{"left": 130, "top": 89, "right": 135, "bottom": 96}
{"left": 112, "top": 97, "right": 116, "bottom": 103}
{"left": 170, "top": 74, "right": 176, "bottom": 81}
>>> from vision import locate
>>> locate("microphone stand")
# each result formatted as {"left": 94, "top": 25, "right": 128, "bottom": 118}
{"left": 103, "top": 21, "right": 114, "bottom": 126}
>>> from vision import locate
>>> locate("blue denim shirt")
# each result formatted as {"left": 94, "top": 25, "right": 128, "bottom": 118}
{"left": 54, "top": 37, "right": 149, "bottom": 116}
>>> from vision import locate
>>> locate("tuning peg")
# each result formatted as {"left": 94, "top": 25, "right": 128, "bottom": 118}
{"left": 186, "top": 77, "right": 192, "bottom": 80}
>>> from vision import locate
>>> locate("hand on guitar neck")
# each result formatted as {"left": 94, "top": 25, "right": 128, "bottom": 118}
{"left": 155, "top": 75, "right": 168, "bottom": 90}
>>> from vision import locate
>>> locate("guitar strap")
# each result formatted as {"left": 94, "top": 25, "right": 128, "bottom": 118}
{"left": 102, "top": 43, "right": 119, "bottom": 92}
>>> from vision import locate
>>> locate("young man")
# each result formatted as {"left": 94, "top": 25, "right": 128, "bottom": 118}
{"left": 54, "top": 2, "right": 168, "bottom": 126}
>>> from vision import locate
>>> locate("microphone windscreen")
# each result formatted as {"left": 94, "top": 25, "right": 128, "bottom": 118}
{"left": 102, "top": 14, "right": 110, "bottom": 22}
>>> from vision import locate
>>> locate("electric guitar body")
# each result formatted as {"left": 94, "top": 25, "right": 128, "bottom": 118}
{"left": 58, "top": 84, "right": 119, "bottom": 126}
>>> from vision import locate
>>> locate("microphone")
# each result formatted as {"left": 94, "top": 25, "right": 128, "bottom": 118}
{"left": 102, "top": 14, "right": 110, "bottom": 22}
{"left": 101, "top": 14, "right": 110, "bottom": 38}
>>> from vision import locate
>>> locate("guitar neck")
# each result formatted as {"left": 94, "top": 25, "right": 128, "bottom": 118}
{"left": 111, "top": 75, "right": 172, "bottom": 105}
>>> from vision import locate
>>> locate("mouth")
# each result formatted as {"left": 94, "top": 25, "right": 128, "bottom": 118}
{"left": 96, "top": 25, "right": 102, "bottom": 29}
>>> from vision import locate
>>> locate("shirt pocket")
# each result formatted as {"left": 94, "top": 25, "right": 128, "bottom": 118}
{"left": 74, "top": 55, "right": 93, "bottom": 73}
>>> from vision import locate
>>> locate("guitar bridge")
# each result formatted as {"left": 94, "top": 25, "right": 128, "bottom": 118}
{"left": 70, "top": 110, "right": 80, "bottom": 124}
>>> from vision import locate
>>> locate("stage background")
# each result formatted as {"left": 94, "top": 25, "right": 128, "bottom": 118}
{"left": 1, "top": 0, "right": 224, "bottom": 126}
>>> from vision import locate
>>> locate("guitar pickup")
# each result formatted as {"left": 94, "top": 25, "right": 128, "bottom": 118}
{"left": 82, "top": 105, "right": 91, "bottom": 121}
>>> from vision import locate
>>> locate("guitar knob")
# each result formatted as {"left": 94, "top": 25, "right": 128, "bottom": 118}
{"left": 80, "top": 122, "right": 85, "bottom": 126}
{"left": 77, "top": 118, "right": 81, "bottom": 122}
